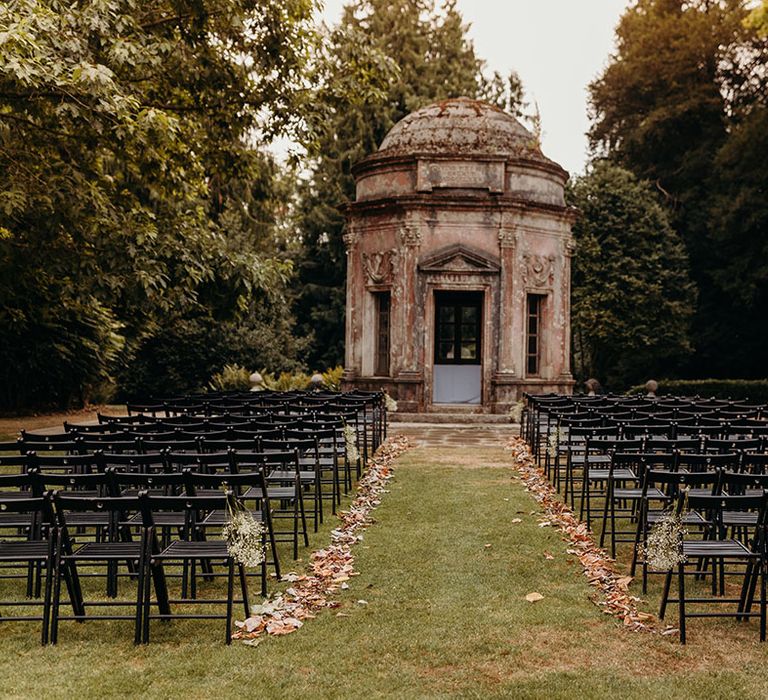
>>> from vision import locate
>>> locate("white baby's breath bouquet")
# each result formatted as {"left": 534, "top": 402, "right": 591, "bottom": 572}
{"left": 384, "top": 393, "right": 398, "bottom": 412}
{"left": 343, "top": 422, "right": 360, "bottom": 463}
{"left": 546, "top": 427, "right": 561, "bottom": 457}
{"left": 509, "top": 400, "right": 524, "bottom": 424}
{"left": 222, "top": 495, "right": 265, "bottom": 568}
{"left": 641, "top": 507, "right": 687, "bottom": 570}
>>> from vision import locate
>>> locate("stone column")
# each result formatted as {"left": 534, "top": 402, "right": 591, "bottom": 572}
{"left": 342, "top": 223, "right": 360, "bottom": 384}
{"left": 393, "top": 221, "right": 423, "bottom": 410}
{"left": 492, "top": 225, "right": 519, "bottom": 408}
{"left": 558, "top": 237, "right": 576, "bottom": 384}
{"left": 497, "top": 226, "right": 518, "bottom": 375}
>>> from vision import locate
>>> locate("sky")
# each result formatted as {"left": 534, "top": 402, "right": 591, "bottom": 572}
{"left": 318, "top": 0, "right": 632, "bottom": 176}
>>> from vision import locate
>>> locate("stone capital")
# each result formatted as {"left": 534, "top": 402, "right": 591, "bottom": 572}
{"left": 498, "top": 227, "right": 518, "bottom": 249}
{"left": 398, "top": 223, "right": 422, "bottom": 248}
{"left": 342, "top": 224, "right": 359, "bottom": 251}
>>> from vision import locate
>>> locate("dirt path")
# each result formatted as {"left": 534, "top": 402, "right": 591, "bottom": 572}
{"left": 0, "top": 405, "right": 127, "bottom": 438}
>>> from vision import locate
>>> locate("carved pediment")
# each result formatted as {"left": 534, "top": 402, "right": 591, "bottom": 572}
{"left": 418, "top": 244, "right": 500, "bottom": 275}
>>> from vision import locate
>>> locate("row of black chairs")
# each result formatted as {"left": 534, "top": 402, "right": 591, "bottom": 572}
{"left": 522, "top": 393, "right": 767, "bottom": 460}
{"left": 123, "top": 390, "right": 387, "bottom": 445}
{"left": 522, "top": 392, "right": 768, "bottom": 643}
{"left": 1, "top": 485, "right": 269, "bottom": 645}
{"left": 0, "top": 390, "right": 389, "bottom": 644}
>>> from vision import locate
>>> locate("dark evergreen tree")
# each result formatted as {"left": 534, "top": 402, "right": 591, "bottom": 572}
{"left": 588, "top": 0, "right": 768, "bottom": 378}
{"left": 567, "top": 162, "right": 696, "bottom": 389}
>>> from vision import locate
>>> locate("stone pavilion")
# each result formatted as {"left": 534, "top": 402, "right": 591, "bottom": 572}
{"left": 341, "top": 97, "right": 576, "bottom": 413}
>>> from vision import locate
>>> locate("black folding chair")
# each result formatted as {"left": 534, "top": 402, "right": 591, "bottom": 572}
{"left": 231, "top": 449, "right": 308, "bottom": 559}
{"left": 659, "top": 491, "right": 768, "bottom": 644}
{"left": 631, "top": 468, "right": 719, "bottom": 591}
{"left": 0, "top": 494, "right": 57, "bottom": 644}
{"left": 600, "top": 452, "right": 674, "bottom": 556}
{"left": 183, "top": 469, "right": 274, "bottom": 594}
{"left": 138, "top": 492, "right": 249, "bottom": 644}
{"left": 50, "top": 494, "right": 149, "bottom": 644}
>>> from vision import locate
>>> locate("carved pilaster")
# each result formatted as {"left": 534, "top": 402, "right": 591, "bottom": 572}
{"left": 393, "top": 223, "right": 421, "bottom": 375}
{"left": 560, "top": 237, "right": 576, "bottom": 377}
{"left": 497, "top": 226, "right": 517, "bottom": 375}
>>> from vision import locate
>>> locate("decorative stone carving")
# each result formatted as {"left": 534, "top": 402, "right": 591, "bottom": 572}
{"left": 498, "top": 228, "right": 518, "bottom": 248}
{"left": 362, "top": 249, "right": 398, "bottom": 284}
{"left": 418, "top": 244, "right": 500, "bottom": 274}
{"left": 342, "top": 225, "right": 359, "bottom": 251}
{"left": 398, "top": 223, "right": 422, "bottom": 247}
{"left": 564, "top": 238, "right": 577, "bottom": 257}
{"left": 523, "top": 254, "right": 555, "bottom": 288}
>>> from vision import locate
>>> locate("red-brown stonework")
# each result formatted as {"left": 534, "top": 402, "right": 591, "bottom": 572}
{"left": 342, "top": 98, "right": 576, "bottom": 413}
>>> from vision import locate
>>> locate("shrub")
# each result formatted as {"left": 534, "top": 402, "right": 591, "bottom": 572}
{"left": 321, "top": 366, "right": 344, "bottom": 391}
{"left": 208, "top": 364, "right": 252, "bottom": 392}
{"left": 627, "top": 379, "right": 768, "bottom": 403}
{"left": 261, "top": 370, "right": 312, "bottom": 391}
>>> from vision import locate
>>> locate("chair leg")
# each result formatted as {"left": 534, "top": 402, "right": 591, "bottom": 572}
{"left": 746, "top": 560, "right": 761, "bottom": 620}
{"left": 761, "top": 560, "right": 767, "bottom": 642}
{"left": 293, "top": 496, "right": 299, "bottom": 561}
{"left": 630, "top": 510, "right": 643, "bottom": 578}
{"left": 296, "top": 477, "right": 309, "bottom": 549}
{"left": 642, "top": 558, "right": 649, "bottom": 595}
{"left": 41, "top": 553, "right": 54, "bottom": 646}
{"left": 142, "top": 553, "right": 153, "bottom": 644}
{"left": 580, "top": 473, "right": 589, "bottom": 523}
{"left": 150, "top": 556, "right": 171, "bottom": 616}
{"left": 678, "top": 562, "right": 687, "bottom": 644}
{"left": 719, "top": 557, "right": 726, "bottom": 596}
{"left": 333, "top": 460, "right": 340, "bottom": 510}
{"left": 609, "top": 488, "right": 617, "bottom": 557}
{"left": 50, "top": 546, "right": 64, "bottom": 645}
{"left": 659, "top": 568, "right": 674, "bottom": 619}
{"left": 263, "top": 507, "right": 280, "bottom": 581}
{"left": 599, "top": 480, "right": 611, "bottom": 549}
{"left": 226, "top": 558, "right": 234, "bottom": 645}
{"left": 134, "top": 553, "right": 145, "bottom": 646}
{"left": 737, "top": 560, "right": 754, "bottom": 621}
{"left": 238, "top": 563, "right": 250, "bottom": 617}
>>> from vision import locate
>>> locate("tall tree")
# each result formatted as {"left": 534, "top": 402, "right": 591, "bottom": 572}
{"left": 294, "top": 0, "right": 526, "bottom": 368}
{"left": 568, "top": 162, "right": 696, "bottom": 389}
{"left": 0, "top": 1, "right": 319, "bottom": 407}
{"left": 587, "top": 0, "right": 768, "bottom": 378}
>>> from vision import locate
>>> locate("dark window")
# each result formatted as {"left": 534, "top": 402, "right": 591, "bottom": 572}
{"left": 526, "top": 294, "right": 543, "bottom": 375}
{"left": 375, "top": 292, "right": 391, "bottom": 376}
{"left": 434, "top": 292, "right": 482, "bottom": 365}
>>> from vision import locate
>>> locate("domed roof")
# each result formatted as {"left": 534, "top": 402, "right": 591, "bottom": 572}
{"left": 378, "top": 97, "right": 543, "bottom": 160}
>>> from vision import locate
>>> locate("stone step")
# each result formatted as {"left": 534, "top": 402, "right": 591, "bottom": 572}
{"left": 389, "top": 412, "right": 513, "bottom": 425}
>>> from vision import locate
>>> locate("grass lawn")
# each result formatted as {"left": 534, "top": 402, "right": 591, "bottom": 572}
{"left": 1, "top": 442, "right": 768, "bottom": 698}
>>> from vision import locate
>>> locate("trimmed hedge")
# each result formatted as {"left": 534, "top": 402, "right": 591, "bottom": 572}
{"left": 627, "top": 379, "right": 768, "bottom": 403}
